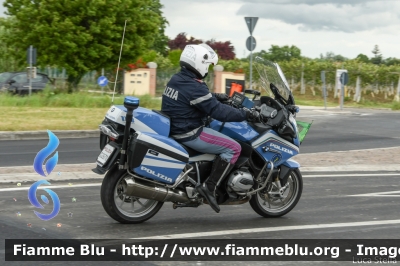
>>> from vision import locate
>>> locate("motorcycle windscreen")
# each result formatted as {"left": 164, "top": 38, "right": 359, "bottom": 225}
{"left": 254, "top": 57, "right": 292, "bottom": 103}
{"left": 128, "top": 132, "right": 189, "bottom": 184}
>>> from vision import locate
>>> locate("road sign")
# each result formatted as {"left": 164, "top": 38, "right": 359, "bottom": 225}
{"left": 246, "top": 36, "right": 256, "bottom": 51}
{"left": 245, "top": 17, "right": 258, "bottom": 35}
{"left": 340, "top": 72, "right": 349, "bottom": 85}
{"left": 97, "top": 76, "right": 108, "bottom": 87}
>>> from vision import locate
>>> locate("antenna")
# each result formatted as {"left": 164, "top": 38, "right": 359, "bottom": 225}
{"left": 111, "top": 20, "right": 127, "bottom": 105}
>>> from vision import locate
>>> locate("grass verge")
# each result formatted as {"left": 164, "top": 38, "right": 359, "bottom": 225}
{"left": 0, "top": 89, "right": 398, "bottom": 131}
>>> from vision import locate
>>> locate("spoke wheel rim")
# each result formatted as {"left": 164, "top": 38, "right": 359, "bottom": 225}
{"left": 114, "top": 175, "right": 159, "bottom": 218}
{"left": 257, "top": 171, "right": 299, "bottom": 213}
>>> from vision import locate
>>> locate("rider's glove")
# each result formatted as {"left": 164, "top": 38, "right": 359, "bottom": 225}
{"left": 214, "top": 93, "right": 229, "bottom": 102}
{"left": 243, "top": 108, "right": 260, "bottom": 120}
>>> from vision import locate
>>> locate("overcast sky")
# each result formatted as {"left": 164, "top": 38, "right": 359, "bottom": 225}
{"left": 1, "top": 0, "right": 399, "bottom": 59}
{"left": 160, "top": 0, "right": 400, "bottom": 59}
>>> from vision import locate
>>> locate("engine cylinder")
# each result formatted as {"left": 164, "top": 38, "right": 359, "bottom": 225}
{"left": 123, "top": 177, "right": 191, "bottom": 203}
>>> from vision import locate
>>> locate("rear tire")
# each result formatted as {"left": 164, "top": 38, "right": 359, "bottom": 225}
{"left": 101, "top": 165, "right": 164, "bottom": 224}
{"left": 250, "top": 168, "right": 303, "bottom": 218}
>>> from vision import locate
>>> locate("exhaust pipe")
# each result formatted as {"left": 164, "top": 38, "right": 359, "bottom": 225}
{"left": 123, "top": 177, "right": 192, "bottom": 203}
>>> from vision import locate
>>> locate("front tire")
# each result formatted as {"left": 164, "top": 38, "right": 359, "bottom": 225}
{"left": 250, "top": 168, "right": 303, "bottom": 218}
{"left": 101, "top": 165, "right": 164, "bottom": 224}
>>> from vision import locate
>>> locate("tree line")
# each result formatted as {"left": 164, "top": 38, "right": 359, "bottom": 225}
{"left": 0, "top": 0, "right": 399, "bottom": 93}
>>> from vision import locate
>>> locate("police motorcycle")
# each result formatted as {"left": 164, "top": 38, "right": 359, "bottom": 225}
{"left": 94, "top": 56, "right": 304, "bottom": 224}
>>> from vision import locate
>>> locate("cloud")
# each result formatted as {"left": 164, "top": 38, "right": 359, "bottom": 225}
{"left": 240, "top": 0, "right": 394, "bottom": 6}
{"left": 237, "top": 1, "right": 400, "bottom": 32}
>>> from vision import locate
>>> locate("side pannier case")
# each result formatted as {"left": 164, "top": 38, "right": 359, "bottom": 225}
{"left": 128, "top": 132, "right": 189, "bottom": 184}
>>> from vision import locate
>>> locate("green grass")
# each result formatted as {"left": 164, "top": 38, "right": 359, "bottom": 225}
{"left": 392, "top": 101, "right": 400, "bottom": 110}
{"left": 0, "top": 89, "right": 162, "bottom": 109}
{"left": 0, "top": 90, "right": 162, "bottom": 131}
{"left": 0, "top": 88, "right": 398, "bottom": 131}
{"left": 0, "top": 107, "right": 110, "bottom": 131}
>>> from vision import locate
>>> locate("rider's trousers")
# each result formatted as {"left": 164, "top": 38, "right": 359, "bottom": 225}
{"left": 181, "top": 127, "right": 241, "bottom": 164}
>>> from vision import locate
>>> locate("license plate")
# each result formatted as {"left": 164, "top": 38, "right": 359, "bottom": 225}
{"left": 97, "top": 144, "right": 115, "bottom": 167}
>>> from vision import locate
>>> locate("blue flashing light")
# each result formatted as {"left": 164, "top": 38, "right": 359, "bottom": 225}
{"left": 124, "top": 96, "right": 140, "bottom": 109}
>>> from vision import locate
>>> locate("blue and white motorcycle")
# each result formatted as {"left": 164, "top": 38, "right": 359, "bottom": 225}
{"left": 94, "top": 57, "right": 307, "bottom": 224}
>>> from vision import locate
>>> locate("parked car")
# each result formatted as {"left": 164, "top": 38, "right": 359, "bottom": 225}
{"left": 0, "top": 72, "right": 53, "bottom": 95}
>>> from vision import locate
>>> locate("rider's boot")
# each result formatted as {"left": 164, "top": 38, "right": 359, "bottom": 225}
{"left": 197, "top": 156, "right": 234, "bottom": 213}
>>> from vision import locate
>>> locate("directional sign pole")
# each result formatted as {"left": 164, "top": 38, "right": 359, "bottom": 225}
{"left": 321, "top": 71, "right": 327, "bottom": 110}
{"left": 250, "top": 41, "right": 253, "bottom": 90}
{"left": 340, "top": 77, "right": 344, "bottom": 110}
{"left": 339, "top": 72, "right": 348, "bottom": 110}
{"left": 245, "top": 17, "right": 258, "bottom": 91}
{"left": 101, "top": 68, "right": 104, "bottom": 95}
{"left": 29, "top": 46, "right": 32, "bottom": 97}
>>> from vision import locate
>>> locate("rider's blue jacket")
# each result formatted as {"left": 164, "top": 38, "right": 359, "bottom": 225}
{"left": 161, "top": 67, "right": 247, "bottom": 142}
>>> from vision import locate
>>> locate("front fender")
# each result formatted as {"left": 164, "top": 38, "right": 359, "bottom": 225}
{"left": 279, "top": 159, "right": 300, "bottom": 186}
{"left": 282, "top": 159, "right": 300, "bottom": 169}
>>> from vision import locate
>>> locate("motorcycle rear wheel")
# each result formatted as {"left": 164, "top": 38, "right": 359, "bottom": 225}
{"left": 249, "top": 168, "right": 302, "bottom": 218}
{"left": 101, "top": 165, "right": 164, "bottom": 224}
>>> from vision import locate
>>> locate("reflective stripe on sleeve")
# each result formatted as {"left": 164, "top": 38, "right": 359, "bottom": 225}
{"left": 189, "top": 93, "right": 212, "bottom": 105}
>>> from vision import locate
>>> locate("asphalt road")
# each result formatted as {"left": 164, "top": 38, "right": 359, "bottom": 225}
{"left": 1, "top": 171, "right": 400, "bottom": 265}
{"left": 1, "top": 107, "right": 400, "bottom": 265}
{"left": 0, "top": 108, "right": 399, "bottom": 167}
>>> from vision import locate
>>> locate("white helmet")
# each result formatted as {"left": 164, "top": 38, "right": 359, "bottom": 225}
{"left": 180, "top": 43, "right": 218, "bottom": 79}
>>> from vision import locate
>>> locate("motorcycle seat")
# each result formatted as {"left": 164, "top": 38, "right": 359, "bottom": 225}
{"left": 180, "top": 144, "right": 203, "bottom": 157}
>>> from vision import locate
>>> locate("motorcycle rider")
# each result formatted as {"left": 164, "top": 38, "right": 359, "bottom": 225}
{"left": 161, "top": 43, "right": 259, "bottom": 213}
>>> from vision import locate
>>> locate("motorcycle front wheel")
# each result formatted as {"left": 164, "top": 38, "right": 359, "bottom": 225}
{"left": 101, "top": 165, "right": 164, "bottom": 224}
{"left": 249, "top": 168, "right": 303, "bottom": 218}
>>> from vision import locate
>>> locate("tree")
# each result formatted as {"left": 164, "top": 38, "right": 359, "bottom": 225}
{"left": 206, "top": 39, "right": 235, "bottom": 60}
{"left": 168, "top": 33, "right": 202, "bottom": 50}
{"left": 0, "top": 18, "right": 20, "bottom": 72}
{"left": 149, "top": 1, "right": 169, "bottom": 56}
{"left": 267, "top": 45, "right": 301, "bottom": 62}
{"left": 371, "top": 45, "right": 383, "bottom": 65}
{"left": 319, "top": 51, "right": 347, "bottom": 62}
{"left": 168, "top": 49, "right": 182, "bottom": 68}
{"left": 384, "top": 57, "right": 400, "bottom": 66}
{"left": 1, "top": 0, "right": 165, "bottom": 91}
{"left": 250, "top": 45, "right": 301, "bottom": 62}
{"left": 356, "top": 54, "right": 369, "bottom": 63}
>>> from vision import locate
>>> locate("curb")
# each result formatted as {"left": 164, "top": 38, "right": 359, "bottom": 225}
{"left": 0, "top": 130, "right": 99, "bottom": 141}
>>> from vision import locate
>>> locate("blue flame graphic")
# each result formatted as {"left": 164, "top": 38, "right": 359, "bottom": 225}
{"left": 28, "top": 180, "right": 60, "bottom": 221}
{"left": 33, "top": 130, "right": 59, "bottom": 177}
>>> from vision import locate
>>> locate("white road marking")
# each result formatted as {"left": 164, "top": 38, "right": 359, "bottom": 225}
{"left": 0, "top": 183, "right": 101, "bottom": 192}
{"left": 301, "top": 146, "right": 400, "bottom": 154}
{"left": 349, "top": 190, "right": 400, "bottom": 197}
{"left": 303, "top": 173, "right": 400, "bottom": 178}
{"left": 132, "top": 219, "right": 400, "bottom": 239}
